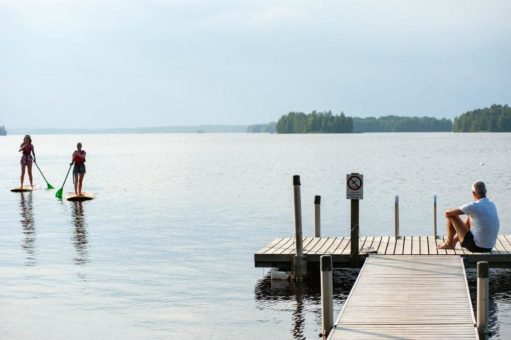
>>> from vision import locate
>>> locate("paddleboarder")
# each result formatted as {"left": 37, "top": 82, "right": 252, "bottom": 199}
{"left": 71, "top": 142, "right": 86, "bottom": 195}
{"left": 19, "top": 135, "right": 36, "bottom": 189}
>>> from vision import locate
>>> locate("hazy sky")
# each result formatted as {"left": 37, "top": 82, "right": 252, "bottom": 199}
{"left": 1, "top": 0, "right": 510, "bottom": 128}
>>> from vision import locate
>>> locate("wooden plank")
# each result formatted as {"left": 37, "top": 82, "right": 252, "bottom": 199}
{"left": 419, "top": 236, "right": 429, "bottom": 255}
{"left": 376, "top": 236, "right": 389, "bottom": 254}
{"left": 494, "top": 236, "right": 508, "bottom": 254}
{"left": 385, "top": 237, "right": 397, "bottom": 255}
{"left": 370, "top": 236, "right": 382, "bottom": 254}
{"left": 256, "top": 237, "right": 285, "bottom": 254}
{"left": 402, "top": 236, "right": 412, "bottom": 255}
{"left": 428, "top": 236, "right": 438, "bottom": 255}
{"left": 315, "top": 237, "right": 336, "bottom": 254}
{"left": 265, "top": 237, "right": 294, "bottom": 255}
{"left": 394, "top": 236, "right": 404, "bottom": 255}
{"left": 333, "top": 237, "right": 351, "bottom": 255}
{"left": 411, "top": 236, "right": 421, "bottom": 255}
{"left": 325, "top": 237, "right": 343, "bottom": 254}
{"left": 499, "top": 234, "right": 511, "bottom": 252}
{"left": 305, "top": 237, "right": 327, "bottom": 254}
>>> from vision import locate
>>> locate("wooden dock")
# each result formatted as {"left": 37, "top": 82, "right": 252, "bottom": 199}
{"left": 254, "top": 234, "right": 511, "bottom": 268}
{"left": 328, "top": 255, "right": 478, "bottom": 339}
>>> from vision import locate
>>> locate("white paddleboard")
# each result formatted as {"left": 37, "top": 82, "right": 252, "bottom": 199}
{"left": 66, "top": 192, "right": 95, "bottom": 201}
{"left": 11, "top": 186, "right": 37, "bottom": 192}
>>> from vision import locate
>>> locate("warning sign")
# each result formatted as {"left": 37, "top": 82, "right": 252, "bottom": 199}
{"left": 346, "top": 173, "right": 363, "bottom": 200}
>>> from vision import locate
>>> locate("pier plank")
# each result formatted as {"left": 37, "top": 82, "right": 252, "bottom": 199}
{"left": 254, "top": 234, "right": 511, "bottom": 268}
{"left": 329, "top": 255, "right": 477, "bottom": 339}
{"left": 402, "top": 236, "right": 412, "bottom": 255}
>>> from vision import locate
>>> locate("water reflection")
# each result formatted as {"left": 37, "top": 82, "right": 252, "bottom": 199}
{"left": 19, "top": 192, "right": 36, "bottom": 266}
{"left": 71, "top": 202, "right": 89, "bottom": 265}
{"left": 254, "top": 269, "right": 359, "bottom": 339}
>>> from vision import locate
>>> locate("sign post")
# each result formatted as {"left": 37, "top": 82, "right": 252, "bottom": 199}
{"left": 346, "top": 173, "right": 363, "bottom": 266}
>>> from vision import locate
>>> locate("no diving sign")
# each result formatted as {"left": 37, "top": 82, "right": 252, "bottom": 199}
{"left": 346, "top": 173, "right": 363, "bottom": 200}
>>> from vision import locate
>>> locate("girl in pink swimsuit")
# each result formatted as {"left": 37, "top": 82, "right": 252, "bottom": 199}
{"left": 19, "top": 135, "right": 36, "bottom": 188}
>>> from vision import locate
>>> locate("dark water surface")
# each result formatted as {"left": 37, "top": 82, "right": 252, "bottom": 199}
{"left": 0, "top": 133, "right": 510, "bottom": 339}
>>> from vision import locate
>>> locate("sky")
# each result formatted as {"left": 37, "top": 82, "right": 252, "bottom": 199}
{"left": 1, "top": 0, "right": 510, "bottom": 129}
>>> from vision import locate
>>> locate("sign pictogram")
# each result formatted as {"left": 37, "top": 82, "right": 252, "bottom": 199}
{"left": 346, "top": 173, "right": 363, "bottom": 200}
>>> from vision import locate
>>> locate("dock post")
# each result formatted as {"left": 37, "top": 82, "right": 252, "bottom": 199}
{"left": 292, "top": 175, "right": 306, "bottom": 280}
{"left": 434, "top": 195, "right": 438, "bottom": 239}
{"left": 477, "top": 261, "right": 489, "bottom": 339}
{"left": 350, "top": 199, "right": 359, "bottom": 265}
{"left": 394, "top": 195, "right": 399, "bottom": 239}
{"left": 320, "top": 255, "right": 333, "bottom": 339}
{"left": 314, "top": 195, "right": 321, "bottom": 237}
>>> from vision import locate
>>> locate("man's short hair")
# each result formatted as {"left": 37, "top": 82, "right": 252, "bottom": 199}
{"left": 472, "top": 181, "right": 487, "bottom": 197}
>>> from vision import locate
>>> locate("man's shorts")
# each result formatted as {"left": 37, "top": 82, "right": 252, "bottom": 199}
{"left": 20, "top": 154, "right": 33, "bottom": 166}
{"left": 461, "top": 231, "right": 492, "bottom": 253}
{"left": 73, "top": 163, "right": 86, "bottom": 175}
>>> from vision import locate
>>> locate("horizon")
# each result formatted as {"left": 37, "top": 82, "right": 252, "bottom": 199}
{"left": 1, "top": 1, "right": 510, "bottom": 128}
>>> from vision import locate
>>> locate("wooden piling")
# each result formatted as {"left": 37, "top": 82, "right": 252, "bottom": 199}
{"left": 314, "top": 195, "right": 321, "bottom": 237}
{"left": 320, "top": 255, "right": 333, "bottom": 339}
{"left": 477, "top": 261, "right": 489, "bottom": 339}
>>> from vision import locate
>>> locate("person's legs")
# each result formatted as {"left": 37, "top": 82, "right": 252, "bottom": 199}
{"left": 78, "top": 173, "right": 84, "bottom": 195}
{"left": 438, "top": 216, "right": 470, "bottom": 249}
{"left": 73, "top": 172, "right": 78, "bottom": 195}
{"left": 27, "top": 163, "right": 33, "bottom": 187}
{"left": 20, "top": 164, "right": 26, "bottom": 188}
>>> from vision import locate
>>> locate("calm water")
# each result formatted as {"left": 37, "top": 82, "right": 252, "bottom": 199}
{"left": 0, "top": 133, "right": 510, "bottom": 339}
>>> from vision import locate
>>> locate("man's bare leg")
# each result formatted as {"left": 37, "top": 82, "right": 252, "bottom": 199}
{"left": 438, "top": 216, "right": 470, "bottom": 249}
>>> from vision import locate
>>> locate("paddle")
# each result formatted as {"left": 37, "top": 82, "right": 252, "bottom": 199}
{"left": 55, "top": 163, "right": 73, "bottom": 199}
{"left": 33, "top": 161, "right": 54, "bottom": 189}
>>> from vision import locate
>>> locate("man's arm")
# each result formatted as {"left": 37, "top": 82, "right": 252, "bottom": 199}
{"left": 445, "top": 208, "right": 464, "bottom": 218}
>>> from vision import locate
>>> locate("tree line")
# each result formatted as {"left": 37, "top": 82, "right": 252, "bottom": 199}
{"left": 276, "top": 111, "right": 353, "bottom": 133}
{"left": 0, "top": 125, "right": 6, "bottom": 135}
{"left": 274, "top": 111, "right": 450, "bottom": 133}
{"left": 353, "top": 116, "right": 452, "bottom": 132}
{"left": 453, "top": 104, "right": 511, "bottom": 132}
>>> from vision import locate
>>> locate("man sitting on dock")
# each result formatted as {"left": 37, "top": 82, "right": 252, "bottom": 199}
{"left": 438, "top": 181, "right": 500, "bottom": 252}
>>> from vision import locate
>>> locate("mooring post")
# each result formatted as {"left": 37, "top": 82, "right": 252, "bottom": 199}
{"left": 477, "top": 261, "right": 489, "bottom": 339}
{"left": 434, "top": 195, "right": 438, "bottom": 239}
{"left": 394, "top": 195, "right": 399, "bottom": 239}
{"left": 350, "top": 199, "right": 359, "bottom": 265}
{"left": 320, "top": 255, "right": 333, "bottom": 339}
{"left": 293, "top": 175, "right": 306, "bottom": 280}
{"left": 314, "top": 195, "right": 321, "bottom": 237}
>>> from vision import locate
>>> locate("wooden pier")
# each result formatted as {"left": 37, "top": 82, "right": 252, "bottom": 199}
{"left": 328, "top": 255, "right": 478, "bottom": 339}
{"left": 254, "top": 234, "right": 511, "bottom": 269}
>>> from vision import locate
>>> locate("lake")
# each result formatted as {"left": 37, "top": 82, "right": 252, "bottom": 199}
{"left": 0, "top": 133, "right": 510, "bottom": 339}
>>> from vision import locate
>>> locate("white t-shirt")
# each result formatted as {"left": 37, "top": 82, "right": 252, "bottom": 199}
{"left": 460, "top": 197, "right": 500, "bottom": 249}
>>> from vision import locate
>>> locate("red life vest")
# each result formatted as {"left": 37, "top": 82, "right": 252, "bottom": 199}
{"left": 74, "top": 150, "right": 86, "bottom": 165}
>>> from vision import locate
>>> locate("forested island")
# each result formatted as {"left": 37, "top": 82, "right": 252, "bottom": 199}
{"left": 453, "top": 104, "right": 511, "bottom": 132}
{"left": 0, "top": 125, "right": 6, "bottom": 135}
{"left": 276, "top": 111, "right": 353, "bottom": 133}
{"left": 274, "top": 111, "right": 450, "bottom": 133}
{"left": 353, "top": 116, "right": 452, "bottom": 132}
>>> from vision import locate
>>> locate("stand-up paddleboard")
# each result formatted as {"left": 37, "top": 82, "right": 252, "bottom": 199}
{"left": 66, "top": 192, "right": 95, "bottom": 201}
{"left": 11, "top": 186, "right": 37, "bottom": 192}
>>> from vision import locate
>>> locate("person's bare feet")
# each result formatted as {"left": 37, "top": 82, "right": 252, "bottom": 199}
{"left": 437, "top": 242, "right": 454, "bottom": 249}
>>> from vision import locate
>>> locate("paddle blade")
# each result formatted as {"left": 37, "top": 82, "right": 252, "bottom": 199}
{"left": 47, "top": 183, "right": 55, "bottom": 190}
{"left": 55, "top": 188, "right": 63, "bottom": 199}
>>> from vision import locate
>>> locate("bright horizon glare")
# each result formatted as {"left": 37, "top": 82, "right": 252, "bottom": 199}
{"left": 1, "top": 0, "right": 510, "bottom": 129}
